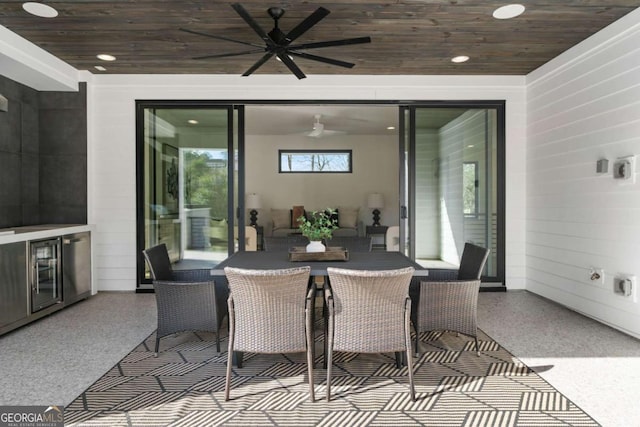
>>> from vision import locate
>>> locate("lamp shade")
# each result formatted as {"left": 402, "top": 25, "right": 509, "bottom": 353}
{"left": 367, "top": 193, "right": 384, "bottom": 209}
{"left": 246, "top": 193, "right": 262, "bottom": 210}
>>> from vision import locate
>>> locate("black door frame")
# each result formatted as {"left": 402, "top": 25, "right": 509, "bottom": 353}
{"left": 135, "top": 99, "right": 505, "bottom": 290}
{"left": 400, "top": 102, "right": 506, "bottom": 289}
{"left": 135, "top": 101, "right": 241, "bottom": 290}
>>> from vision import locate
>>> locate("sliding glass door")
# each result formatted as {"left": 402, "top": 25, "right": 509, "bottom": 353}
{"left": 136, "top": 104, "right": 241, "bottom": 288}
{"left": 400, "top": 104, "right": 504, "bottom": 285}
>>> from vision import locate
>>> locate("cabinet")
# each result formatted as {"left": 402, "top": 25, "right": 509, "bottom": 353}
{"left": 0, "top": 242, "right": 28, "bottom": 333}
{"left": 62, "top": 232, "right": 92, "bottom": 306}
{"left": 0, "top": 225, "right": 93, "bottom": 336}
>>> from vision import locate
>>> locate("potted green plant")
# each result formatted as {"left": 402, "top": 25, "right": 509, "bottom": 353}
{"left": 297, "top": 208, "right": 338, "bottom": 252}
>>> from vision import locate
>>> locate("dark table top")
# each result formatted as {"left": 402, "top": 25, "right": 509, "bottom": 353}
{"left": 211, "top": 250, "right": 428, "bottom": 277}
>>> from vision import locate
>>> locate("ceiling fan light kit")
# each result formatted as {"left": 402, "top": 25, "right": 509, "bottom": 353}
{"left": 306, "top": 114, "right": 345, "bottom": 138}
{"left": 181, "top": 3, "right": 371, "bottom": 79}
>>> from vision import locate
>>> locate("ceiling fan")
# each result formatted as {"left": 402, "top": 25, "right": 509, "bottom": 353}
{"left": 180, "top": 3, "right": 371, "bottom": 79}
{"left": 306, "top": 114, "right": 345, "bottom": 138}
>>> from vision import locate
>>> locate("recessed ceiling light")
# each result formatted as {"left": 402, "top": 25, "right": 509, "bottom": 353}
{"left": 94, "top": 65, "right": 106, "bottom": 71}
{"left": 387, "top": 126, "right": 396, "bottom": 130}
{"left": 493, "top": 4, "right": 525, "bottom": 20}
{"left": 22, "top": 2, "right": 58, "bottom": 18}
{"left": 467, "top": 144, "right": 475, "bottom": 148}
{"left": 451, "top": 55, "right": 469, "bottom": 63}
{"left": 188, "top": 119, "right": 199, "bottom": 125}
{"left": 96, "top": 54, "right": 116, "bottom": 61}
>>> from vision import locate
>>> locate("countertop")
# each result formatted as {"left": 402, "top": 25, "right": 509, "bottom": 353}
{"left": 0, "top": 224, "right": 94, "bottom": 244}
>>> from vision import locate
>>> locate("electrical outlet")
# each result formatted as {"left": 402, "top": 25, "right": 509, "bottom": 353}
{"left": 613, "top": 155, "right": 636, "bottom": 184}
{"left": 613, "top": 275, "right": 636, "bottom": 301}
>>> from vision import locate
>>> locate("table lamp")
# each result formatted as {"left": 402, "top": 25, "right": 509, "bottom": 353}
{"left": 367, "top": 193, "right": 384, "bottom": 226}
{"left": 246, "top": 193, "right": 262, "bottom": 226}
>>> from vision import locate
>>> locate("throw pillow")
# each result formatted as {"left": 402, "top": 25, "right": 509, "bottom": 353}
{"left": 292, "top": 205, "right": 305, "bottom": 228}
{"left": 325, "top": 208, "right": 339, "bottom": 225}
{"left": 338, "top": 207, "right": 359, "bottom": 228}
{"left": 271, "top": 209, "right": 291, "bottom": 230}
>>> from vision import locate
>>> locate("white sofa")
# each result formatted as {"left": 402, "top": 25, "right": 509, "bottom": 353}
{"left": 265, "top": 207, "right": 363, "bottom": 237}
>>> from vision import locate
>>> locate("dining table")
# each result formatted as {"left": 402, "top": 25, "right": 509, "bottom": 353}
{"left": 210, "top": 249, "right": 429, "bottom": 278}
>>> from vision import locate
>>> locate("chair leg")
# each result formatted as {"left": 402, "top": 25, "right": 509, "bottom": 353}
{"left": 216, "top": 331, "right": 221, "bottom": 353}
{"left": 474, "top": 336, "right": 480, "bottom": 356}
{"left": 395, "top": 352, "right": 402, "bottom": 369}
{"left": 404, "top": 307, "right": 416, "bottom": 401}
{"left": 225, "top": 328, "right": 235, "bottom": 401}
{"left": 406, "top": 344, "right": 415, "bottom": 402}
{"left": 234, "top": 351, "right": 244, "bottom": 368}
{"left": 323, "top": 310, "right": 329, "bottom": 369}
{"left": 305, "top": 308, "right": 315, "bottom": 402}
{"left": 326, "top": 347, "right": 333, "bottom": 401}
{"left": 154, "top": 336, "right": 160, "bottom": 357}
{"left": 414, "top": 329, "right": 420, "bottom": 357}
{"left": 326, "top": 314, "right": 334, "bottom": 401}
{"left": 225, "top": 299, "right": 236, "bottom": 401}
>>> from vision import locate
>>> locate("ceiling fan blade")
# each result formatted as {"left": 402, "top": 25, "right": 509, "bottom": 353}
{"left": 278, "top": 54, "right": 306, "bottom": 79}
{"left": 288, "top": 51, "right": 355, "bottom": 68}
{"left": 242, "top": 52, "right": 275, "bottom": 76}
{"left": 193, "top": 49, "right": 265, "bottom": 60}
{"left": 231, "top": 3, "right": 274, "bottom": 46}
{"left": 289, "top": 36, "right": 372, "bottom": 50}
{"left": 284, "top": 7, "right": 330, "bottom": 44}
{"left": 179, "top": 28, "right": 263, "bottom": 48}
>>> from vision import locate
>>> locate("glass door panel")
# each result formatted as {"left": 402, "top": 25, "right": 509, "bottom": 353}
{"left": 139, "top": 106, "right": 235, "bottom": 286}
{"left": 408, "top": 106, "right": 503, "bottom": 283}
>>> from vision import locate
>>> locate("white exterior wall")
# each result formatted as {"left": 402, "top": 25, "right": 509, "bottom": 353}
{"left": 526, "top": 8, "right": 640, "bottom": 338}
{"left": 85, "top": 75, "right": 527, "bottom": 291}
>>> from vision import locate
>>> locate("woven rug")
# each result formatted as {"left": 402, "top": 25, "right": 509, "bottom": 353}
{"left": 65, "top": 322, "right": 599, "bottom": 426}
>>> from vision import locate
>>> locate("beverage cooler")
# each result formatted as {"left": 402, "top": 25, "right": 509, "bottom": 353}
{"left": 30, "top": 238, "right": 62, "bottom": 312}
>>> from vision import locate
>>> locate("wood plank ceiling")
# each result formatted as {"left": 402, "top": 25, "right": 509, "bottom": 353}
{"left": 1, "top": 1, "right": 638, "bottom": 76}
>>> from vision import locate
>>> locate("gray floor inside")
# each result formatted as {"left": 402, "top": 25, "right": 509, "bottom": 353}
{"left": 1, "top": 290, "right": 638, "bottom": 426}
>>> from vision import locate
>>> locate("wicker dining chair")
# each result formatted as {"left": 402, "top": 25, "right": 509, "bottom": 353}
{"left": 325, "top": 266, "right": 416, "bottom": 401}
{"left": 325, "top": 236, "right": 372, "bottom": 252}
{"left": 411, "top": 242, "right": 490, "bottom": 356}
{"left": 223, "top": 266, "right": 316, "bottom": 402}
{"left": 142, "top": 243, "right": 228, "bottom": 355}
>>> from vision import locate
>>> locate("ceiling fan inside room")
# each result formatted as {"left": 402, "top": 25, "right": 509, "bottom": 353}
{"left": 180, "top": 3, "right": 371, "bottom": 79}
{"left": 306, "top": 114, "right": 345, "bottom": 138}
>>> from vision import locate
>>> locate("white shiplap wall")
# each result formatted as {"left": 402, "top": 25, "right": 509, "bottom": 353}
{"left": 526, "top": 8, "right": 640, "bottom": 338}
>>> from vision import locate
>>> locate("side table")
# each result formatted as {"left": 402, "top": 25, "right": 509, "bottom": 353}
{"left": 366, "top": 225, "right": 389, "bottom": 250}
{"left": 253, "top": 225, "right": 264, "bottom": 250}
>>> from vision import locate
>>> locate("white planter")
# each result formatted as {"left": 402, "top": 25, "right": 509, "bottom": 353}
{"left": 306, "top": 240, "right": 326, "bottom": 253}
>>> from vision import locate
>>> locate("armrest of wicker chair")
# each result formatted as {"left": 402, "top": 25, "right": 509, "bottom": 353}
{"left": 412, "top": 279, "right": 481, "bottom": 356}
{"left": 171, "top": 268, "right": 229, "bottom": 322}
{"left": 153, "top": 279, "right": 225, "bottom": 355}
